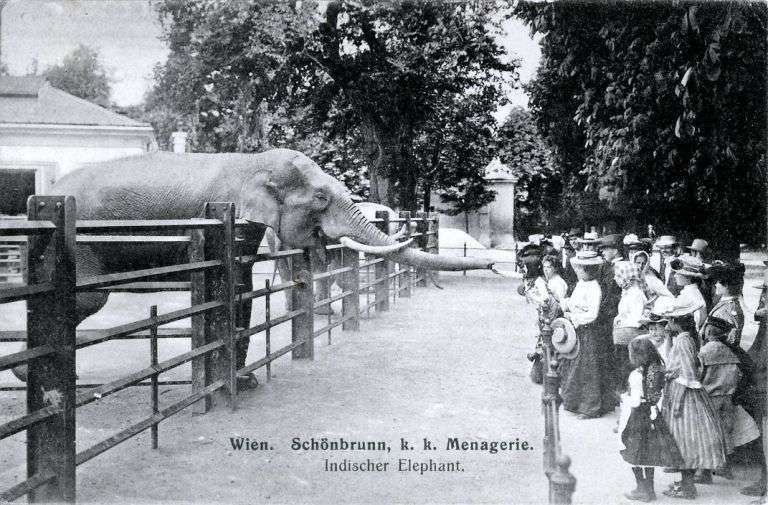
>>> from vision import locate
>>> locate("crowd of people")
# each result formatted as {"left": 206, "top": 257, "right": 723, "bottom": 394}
{"left": 517, "top": 232, "right": 767, "bottom": 502}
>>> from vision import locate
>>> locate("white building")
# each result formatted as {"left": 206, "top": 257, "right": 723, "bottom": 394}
{"left": 0, "top": 76, "right": 156, "bottom": 215}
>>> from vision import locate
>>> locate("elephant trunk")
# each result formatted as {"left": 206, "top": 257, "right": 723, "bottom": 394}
{"left": 331, "top": 197, "right": 494, "bottom": 271}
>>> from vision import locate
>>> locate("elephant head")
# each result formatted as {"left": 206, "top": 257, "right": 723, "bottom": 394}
{"left": 237, "top": 149, "right": 493, "bottom": 271}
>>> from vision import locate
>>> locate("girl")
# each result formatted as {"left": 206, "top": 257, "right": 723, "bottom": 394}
{"left": 542, "top": 254, "right": 569, "bottom": 308}
{"left": 655, "top": 255, "right": 707, "bottom": 339}
{"left": 613, "top": 261, "right": 649, "bottom": 392}
{"left": 661, "top": 313, "right": 728, "bottom": 499}
{"left": 620, "top": 338, "right": 684, "bottom": 502}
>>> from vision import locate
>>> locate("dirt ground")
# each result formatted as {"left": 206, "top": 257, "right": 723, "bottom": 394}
{"left": 0, "top": 253, "right": 766, "bottom": 504}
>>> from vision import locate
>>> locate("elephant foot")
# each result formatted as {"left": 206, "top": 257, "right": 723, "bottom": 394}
{"left": 12, "top": 364, "right": 28, "bottom": 382}
{"left": 314, "top": 305, "right": 335, "bottom": 316}
{"left": 237, "top": 373, "right": 259, "bottom": 391}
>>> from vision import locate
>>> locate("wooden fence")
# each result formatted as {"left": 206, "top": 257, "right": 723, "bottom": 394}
{"left": 0, "top": 197, "right": 439, "bottom": 503}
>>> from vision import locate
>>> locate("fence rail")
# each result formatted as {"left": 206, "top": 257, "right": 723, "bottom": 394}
{"left": 0, "top": 196, "right": 441, "bottom": 503}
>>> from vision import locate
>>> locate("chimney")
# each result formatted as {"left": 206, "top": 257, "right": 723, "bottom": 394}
{"left": 171, "top": 131, "right": 188, "bottom": 153}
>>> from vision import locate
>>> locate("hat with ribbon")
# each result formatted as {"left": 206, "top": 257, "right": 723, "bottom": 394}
{"left": 654, "top": 235, "right": 678, "bottom": 249}
{"left": 638, "top": 312, "right": 669, "bottom": 326}
{"left": 551, "top": 317, "right": 579, "bottom": 360}
{"left": 576, "top": 231, "right": 600, "bottom": 245}
{"left": 570, "top": 249, "right": 604, "bottom": 267}
{"left": 706, "top": 262, "right": 745, "bottom": 287}
{"left": 684, "top": 238, "right": 709, "bottom": 253}
{"left": 670, "top": 254, "right": 706, "bottom": 279}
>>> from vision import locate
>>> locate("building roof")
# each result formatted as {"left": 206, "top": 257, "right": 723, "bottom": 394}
{"left": 0, "top": 76, "right": 149, "bottom": 128}
{"left": 484, "top": 157, "right": 516, "bottom": 181}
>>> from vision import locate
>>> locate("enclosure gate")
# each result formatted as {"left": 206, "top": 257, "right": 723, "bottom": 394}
{"left": 0, "top": 197, "right": 439, "bottom": 503}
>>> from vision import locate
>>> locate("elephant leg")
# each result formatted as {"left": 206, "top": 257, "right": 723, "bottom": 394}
{"left": 312, "top": 248, "right": 334, "bottom": 315}
{"left": 235, "top": 261, "right": 258, "bottom": 389}
{"left": 12, "top": 246, "right": 109, "bottom": 382}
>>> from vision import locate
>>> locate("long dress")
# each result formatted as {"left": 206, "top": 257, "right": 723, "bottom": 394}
{"left": 661, "top": 331, "right": 728, "bottom": 470}
{"left": 561, "top": 279, "right": 614, "bottom": 417}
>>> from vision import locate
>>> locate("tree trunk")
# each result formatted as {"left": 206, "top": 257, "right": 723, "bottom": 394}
{"left": 423, "top": 182, "right": 432, "bottom": 212}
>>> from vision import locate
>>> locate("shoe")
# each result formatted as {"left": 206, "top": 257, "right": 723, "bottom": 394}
{"left": 236, "top": 373, "right": 259, "bottom": 391}
{"left": 693, "top": 471, "right": 713, "bottom": 485}
{"left": 714, "top": 467, "right": 734, "bottom": 480}
{"left": 742, "top": 482, "right": 767, "bottom": 497}
{"left": 662, "top": 482, "right": 697, "bottom": 499}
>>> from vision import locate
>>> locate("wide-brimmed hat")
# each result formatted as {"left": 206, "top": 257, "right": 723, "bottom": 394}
{"left": 551, "top": 317, "right": 579, "bottom": 359}
{"left": 638, "top": 312, "right": 669, "bottom": 326}
{"left": 623, "top": 233, "right": 642, "bottom": 246}
{"left": 670, "top": 255, "right": 706, "bottom": 279}
{"left": 598, "top": 233, "right": 624, "bottom": 250}
{"left": 570, "top": 249, "right": 604, "bottom": 267}
{"left": 706, "top": 262, "right": 745, "bottom": 287}
{"left": 576, "top": 231, "right": 600, "bottom": 245}
{"left": 684, "top": 238, "right": 709, "bottom": 253}
{"left": 654, "top": 235, "right": 678, "bottom": 249}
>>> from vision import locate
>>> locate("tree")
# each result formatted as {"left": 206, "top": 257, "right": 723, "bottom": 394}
{"left": 496, "top": 106, "right": 557, "bottom": 236}
{"left": 294, "top": 0, "right": 516, "bottom": 209}
{"left": 514, "top": 1, "right": 767, "bottom": 256}
{"left": 43, "top": 44, "right": 111, "bottom": 106}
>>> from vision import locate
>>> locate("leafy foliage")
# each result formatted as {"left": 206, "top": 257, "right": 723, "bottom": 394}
{"left": 43, "top": 44, "right": 112, "bottom": 106}
{"left": 514, "top": 1, "right": 767, "bottom": 255}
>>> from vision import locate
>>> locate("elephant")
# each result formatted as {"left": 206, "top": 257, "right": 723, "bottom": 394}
{"left": 13, "top": 148, "right": 493, "bottom": 383}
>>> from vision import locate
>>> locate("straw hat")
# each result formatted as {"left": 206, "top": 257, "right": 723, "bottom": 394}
{"left": 684, "top": 238, "right": 709, "bottom": 253}
{"left": 654, "top": 235, "right": 678, "bottom": 249}
{"left": 570, "top": 249, "right": 604, "bottom": 267}
{"left": 638, "top": 312, "right": 669, "bottom": 326}
{"left": 576, "top": 231, "right": 600, "bottom": 245}
{"left": 551, "top": 317, "right": 579, "bottom": 360}
{"left": 670, "top": 255, "right": 706, "bottom": 279}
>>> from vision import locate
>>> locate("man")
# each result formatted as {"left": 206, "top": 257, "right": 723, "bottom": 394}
{"left": 655, "top": 235, "right": 681, "bottom": 296}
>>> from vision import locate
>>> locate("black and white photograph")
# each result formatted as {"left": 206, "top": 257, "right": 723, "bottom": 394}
{"left": 0, "top": 0, "right": 766, "bottom": 503}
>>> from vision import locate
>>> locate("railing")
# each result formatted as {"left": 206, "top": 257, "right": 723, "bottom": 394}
{"left": 0, "top": 197, "right": 440, "bottom": 503}
{"left": 539, "top": 317, "right": 577, "bottom": 504}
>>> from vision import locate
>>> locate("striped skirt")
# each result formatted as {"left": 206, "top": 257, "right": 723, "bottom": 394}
{"left": 662, "top": 381, "right": 728, "bottom": 470}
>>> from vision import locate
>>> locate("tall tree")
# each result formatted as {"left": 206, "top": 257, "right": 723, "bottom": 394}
{"left": 43, "top": 44, "right": 111, "bottom": 106}
{"left": 514, "top": 1, "right": 767, "bottom": 256}
{"left": 294, "top": 0, "right": 516, "bottom": 209}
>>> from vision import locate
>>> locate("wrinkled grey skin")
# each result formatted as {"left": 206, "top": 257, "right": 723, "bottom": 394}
{"left": 14, "top": 149, "right": 492, "bottom": 380}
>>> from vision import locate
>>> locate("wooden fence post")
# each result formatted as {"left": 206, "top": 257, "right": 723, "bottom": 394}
{"left": 415, "top": 212, "right": 429, "bottom": 287}
{"left": 203, "top": 203, "right": 237, "bottom": 410}
{"left": 26, "top": 195, "right": 77, "bottom": 503}
{"left": 374, "top": 211, "right": 391, "bottom": 311}
{"left": 189, "top": 228, "right": 209, "bottom": 414}
{"left": 341, "top": 247, "right": 360, "bottom": 331}
{"left": 398, "top": 211, "right": 412, "bottom": 298}
{"left": 291, "top": 250, "right": 314, "bottom": 359}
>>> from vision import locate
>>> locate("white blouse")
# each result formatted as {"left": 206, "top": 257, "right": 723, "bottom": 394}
{"left": 654, "top": 283, "right": 707, "bottom": 330}
{"left": 615, "top": 284, "right": 648, "bottom": 329}
{"left": 564, "top": 280, "right": 601, "bottom": 328}
{"left": 524, "top": 277, "right": 550, "bottom": 306}
{"left": 547, "top": 275, "right": 569, "bottom": 305}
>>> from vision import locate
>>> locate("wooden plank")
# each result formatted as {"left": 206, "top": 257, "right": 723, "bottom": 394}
{"left": 94, "top": 281, "right": 191, "bottom": 292}
{"left": 0, "top": 328, "right": 191, "bottom": 343}
{"left": 416, "top": 211, "right": 430, "bottom": 287}
{"left": 0, "top": 281, "right": 55, "bottom": 304}
{"left": 291, "top": 251, "right": 314, "bottom": 360}
{"left": 76, "top": 235, "right": 191, "bottom": 244}
{"left": 75, "top": 379, "right": 226, "bottom": 466}
{"left": 203, "top": 203, "right": 236, "bottom": 410}
{"left": 0, "top": 220, "right": 56, "bottom": 235}
{"left": 399, "top": 211, "right": 412, "bottom": 299}
{"left": 0, "top": 469, "right": 57, "bottom": 503}
{"left": 76, "top": 259, "right": 221, "bottom": 291}
{"left": 0, "top": 405, "right": 60, "bottom": 441}
{"left": 0, "top": 345, "right": 55, "bottom": 372}
{"left": 75, "top": 219, "right": 222, "bottom": 232}
{"left": 188, "top": 228, "right": 207, "bottom": 414}
{"left": 236, "top": 309, "right": 305, "bottom": 340}
{"left": 237, "top": 339, "right": 305, "bottom": 377}
{"left": 313, "top": 290, "right": 353, "bottom": 310}
{"left": 342, "top": 248, "right": 360, "bottom": 331}
{"left": 75, "top": 300, "right": 222, "bottom": 349}
{"left": 26, "top": 195, "right": 77, "bottom": 503}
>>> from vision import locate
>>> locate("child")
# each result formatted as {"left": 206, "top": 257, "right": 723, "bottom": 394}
{"left": 661, "top": 313, "right": 728, "bottom": 499}
{"left": 695, "top": 316, "right": 742, "bottom": 484}
{"left": 620, "top": 338, "right": 684, "bottom": 501}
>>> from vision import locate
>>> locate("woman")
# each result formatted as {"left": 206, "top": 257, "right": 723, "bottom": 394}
{"left": 655, "top": 255, "right": 707, "bottom": 339}
{"left": 542, "top": 254, "right": 569, "bottom": 308}
{"left": 560, "top": 250, "right": 614, "bottom": 419}
{"left": 613, "top": 261, "right": 648, "bottom": 393}
{"left": 706, "top": 262, "right": 746, "bottom": 348}
{"left": 631, "top": 250, "right": 673, "bottom": 301}
{"left": 661, "top": 313, "right": 727, "bottom": 499}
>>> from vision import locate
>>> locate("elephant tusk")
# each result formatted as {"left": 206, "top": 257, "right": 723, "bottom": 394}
{"left": 390, "top": 225, "right": 407, "bottom": 240}
{"left": 339, "top": 236, "right": 413, "bottom": 255}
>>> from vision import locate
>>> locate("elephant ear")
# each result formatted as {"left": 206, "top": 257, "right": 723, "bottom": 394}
{"left": 239, "top": 177, "right": 282, "bottom": 230}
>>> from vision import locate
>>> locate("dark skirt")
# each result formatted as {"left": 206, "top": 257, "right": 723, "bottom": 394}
{"left": 561, "top": 321, "right": 615, "bottom": 417}
{"left": 621, "top": 404, "right": 685, "bottom": 467}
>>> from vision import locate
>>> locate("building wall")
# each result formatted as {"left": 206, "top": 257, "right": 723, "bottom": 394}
{"left": 0, "top": 126, "right": 155, "bottom": 197}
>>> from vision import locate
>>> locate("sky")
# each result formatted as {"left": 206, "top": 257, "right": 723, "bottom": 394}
{"left": 2, "top": 0, "right": 541, "bottom": 115}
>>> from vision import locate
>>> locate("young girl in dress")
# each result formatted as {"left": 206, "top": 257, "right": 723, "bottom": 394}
{"left": 661, "top": 313, "right": 728, "bottom": 499}
{"left": 620, "top": 338, "right": 684, "bottom": 502}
